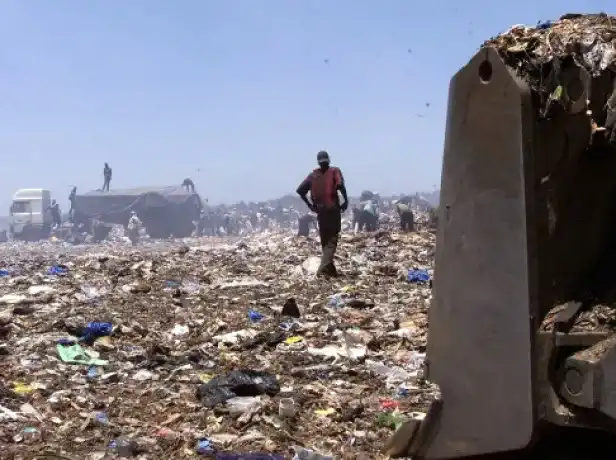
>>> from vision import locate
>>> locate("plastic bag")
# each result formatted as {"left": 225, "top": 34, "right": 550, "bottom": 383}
{"left": 82, "top": 322, "right": 113, "bottom": 343}
{"left": 407, "top": 269, "right": 430, "bottom": 283}
{"left": 47, "top": 265, "right": 69, "bottom": 276}
{"left": 196, "top": 370, "right": 280, "bottom": 408}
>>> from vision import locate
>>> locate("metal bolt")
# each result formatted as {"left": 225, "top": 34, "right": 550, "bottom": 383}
{"left": 564, "top": 367, "right": 584, "bottom": 396}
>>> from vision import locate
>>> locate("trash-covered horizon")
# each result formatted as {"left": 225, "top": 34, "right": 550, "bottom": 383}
{"left": 0, "top": 189, "right": 440, "bottom": 231}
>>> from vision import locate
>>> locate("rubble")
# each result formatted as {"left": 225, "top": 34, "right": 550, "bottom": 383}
{"left": 0, "top": 229, "right": 436, "bottom": 458}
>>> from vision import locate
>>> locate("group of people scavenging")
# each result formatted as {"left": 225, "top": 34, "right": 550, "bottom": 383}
{"left": 349, "top": 192, "right": 415, "bottom": 233}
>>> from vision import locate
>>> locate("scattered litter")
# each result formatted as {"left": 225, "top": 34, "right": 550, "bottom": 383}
{"left": 47, "top": 265, "right": 69, "bottom": 276}
{"left": 56, "top": 343, "right": 107, "bottom": 366}
{"left": 197, "top": 370, "right": 280, "bottom": 408}
{"left": 407, "top": 269, "right": 430, "bottom": 283}
{"left": 0, "top": 213, "right": 436, "bottom": 458}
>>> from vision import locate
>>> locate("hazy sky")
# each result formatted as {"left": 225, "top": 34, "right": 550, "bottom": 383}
{"left": 0, "top": 0, "right": 611, "bottom": 210}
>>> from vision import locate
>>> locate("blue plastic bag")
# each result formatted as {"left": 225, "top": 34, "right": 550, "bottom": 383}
{"left": 248, "top": 310, "right": 263, "bottom": 323}
{"left": 0, "top": 269, "right": 10, "bottom": 277}
{"left": 82, "top": 322, "right": 113, "bottom": 342}
{"left": 196, "top": 439, "right": 213, "bottom": 454}
{"left": 407, "top": 269, "right": 430, "bottom": 283}
{"left": 48, "top": 265, "right": 69, "bottom": 276}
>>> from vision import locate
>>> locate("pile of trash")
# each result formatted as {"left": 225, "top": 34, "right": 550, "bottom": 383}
{"left": 542, "top": 303, "right": 616, "bottom": 333}
{"left": 484, "top": 14, "right": 616, "bottom": 77}
{"left": 0, "top": 230, "right": 436, "bottom": 459}
{"left": 483, "top": 13, "right": 616, "bottom": 135}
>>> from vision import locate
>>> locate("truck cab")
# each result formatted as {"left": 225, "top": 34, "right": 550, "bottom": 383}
{"left": 9, "top": 188, "right": 52, "bottom": 241}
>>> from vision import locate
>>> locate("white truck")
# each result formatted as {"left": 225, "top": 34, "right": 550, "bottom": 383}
{"left": 9, "top": 188, "right": 53, "bottom": 241}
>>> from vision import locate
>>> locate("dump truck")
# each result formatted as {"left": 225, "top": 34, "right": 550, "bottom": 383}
{"left": 73, "top": 186, "right": 202, "bottom": 239}
{"left": 8, "top": 188, "right": 53, "bottom": 241}
{"left": 387, "top": 14, "right": 616, "bottom": 459}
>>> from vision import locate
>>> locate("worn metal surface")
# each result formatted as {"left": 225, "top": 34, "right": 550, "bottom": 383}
{"left": 561, "top": 335, "right": 616, "bottom": 420}
{"left": 424, "top": 47, "right": 536, "bottom": 458}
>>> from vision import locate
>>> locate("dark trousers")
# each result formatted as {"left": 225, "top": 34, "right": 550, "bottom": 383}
{"left": 297, "top": 217, "right": 312, "bottom": 237}
{"left": 317, "top": 208, "right": 341, "bottom": 276}
{"left": 102, "top": 178, "right": 110, "bottom": 192}
{"left": 400, "top": 210, "right": 415, "bottom": 232}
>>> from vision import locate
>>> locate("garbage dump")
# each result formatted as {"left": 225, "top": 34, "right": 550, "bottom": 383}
{"left": 0, "top": 228, "right": 435, "bottom": 458}
{"left": 478, "top": 14, "right": 616, "bottom": 334}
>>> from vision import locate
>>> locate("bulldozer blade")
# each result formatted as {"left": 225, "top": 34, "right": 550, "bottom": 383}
{"left": 385, "top": 418, "right": 421, "bottom": 458}
{"left": 423, "top": 47, "right": 537, "bottom": 458}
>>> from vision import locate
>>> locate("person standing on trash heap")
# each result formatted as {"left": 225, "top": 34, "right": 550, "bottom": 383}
{"left": 360, "top": 199, "right": 378, "bottom": 231}
{"left": 102, "top": 163, "right": 112, "bottom": 192}
{"left": 127, "top": 211, "right": 142, "bottom": 245}
{"left": 428, "top": 205, "right": 438, "bottom": 229}
{"left": 195, "top": 207, "right": 206, "bottom": 236}
{"left": 296, "top": 150, "right": 348, "bottom": 277}
{"left": 68, "top": 186, "right": 77, "bottom": 220}
{"left": 182, "top": 177, "right": 195, "bottom": 192}
{"left": 297, "top": 213, "right": 317, "bottom": 237}
{"left": 249, "top": 211, "right": 258, "bottom": 232}
{"left": 352, "top": 205, "right": 361, "bottom": 233}
{"left": 395, "top": 200, "right": 415, "bottom": 232}
{"left": 48, "top": 200, "right": 62, "bottom": 229}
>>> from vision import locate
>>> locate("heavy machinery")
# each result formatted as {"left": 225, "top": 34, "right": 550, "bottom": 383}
{"left": 73, "top": 186, "right": 202, "bottom": 239}
{"left": 388, "top": 15, "right": 616, "bottom": 459}
{"left": 8, "top": 188, "right": 53, "bottom": 241}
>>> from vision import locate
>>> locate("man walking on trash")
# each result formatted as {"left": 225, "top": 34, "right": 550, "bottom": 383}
{"left": 296, "top": 150, "right": 348, "bottom": 277}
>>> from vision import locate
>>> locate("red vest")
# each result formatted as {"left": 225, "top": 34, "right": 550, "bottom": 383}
{"left": 310, "top": 167, "right": 341, "bottom": 209}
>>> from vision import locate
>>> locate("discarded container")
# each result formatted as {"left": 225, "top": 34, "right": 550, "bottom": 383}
{"left": 279, "top": 397, "right": 295, "bottom": 418}
{"left": 95, "top": 412, "right": 109, "bottom": 426}
{"left": 196, "top": 439, "right": 213, "bottom": 454}
{"left": 328, "top": 294, "right": 345, "bottom": 308}
{"left": 87, "top": 366, "right": 99, "bottom": 379}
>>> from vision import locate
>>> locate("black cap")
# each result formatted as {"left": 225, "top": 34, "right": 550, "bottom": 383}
{"left": 317, "top": 150, "right": 330, "bottom": 164}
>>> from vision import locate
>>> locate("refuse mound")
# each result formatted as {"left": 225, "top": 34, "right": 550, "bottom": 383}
{"left": 484, "top": 13, "right": 616, "bottom": 80}
{"left": 482, "top": 13, "right": 616, "bottom": 138}
{"left": 0, "top": 230, "right": 435, "bottom": 459}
